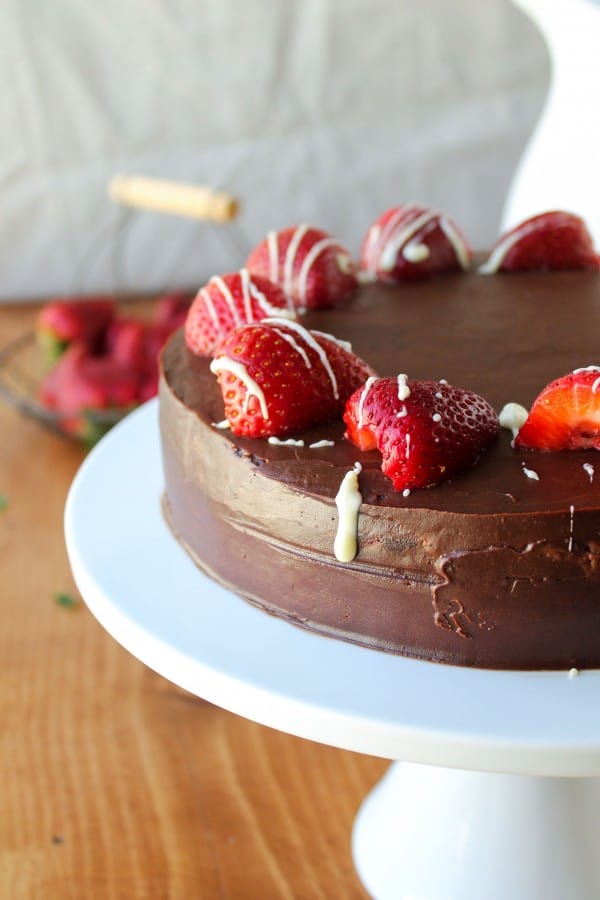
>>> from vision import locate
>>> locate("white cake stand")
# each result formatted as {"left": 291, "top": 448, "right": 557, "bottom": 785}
{"left": 65, "top": 401, "right": 600, "bottom": 900}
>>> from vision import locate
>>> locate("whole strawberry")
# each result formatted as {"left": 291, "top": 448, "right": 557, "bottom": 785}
{"left": 246, "top": 225, "right": 358, "bottom": 310}
{"left": 185, "top": 269, "right": 295, "bottom": 356}
{"left": 36, "top": 297, "right": 115, "bottom": 363}
{"left": 210, "top": 318, "right": 374, "bottom": 438}
{"left": 344, "top": 376, "right": 499, "bottom": 490}
{"left": 515, "top": 368, "right": 600, "bottom": 451}
{"left": 360, "top": 205, "right": 472, "bottom": 283}
{"left": 479, "top": 211, "right": 599, "bottom": 273}
{"left": 39, "top": 342, "right": 141, "bottom": 443}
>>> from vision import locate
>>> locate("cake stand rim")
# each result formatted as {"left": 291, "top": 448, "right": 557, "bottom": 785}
{"left": 64, "top": 400, "right": 600, "bottom": 777}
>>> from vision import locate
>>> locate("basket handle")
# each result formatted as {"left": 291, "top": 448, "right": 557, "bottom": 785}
{"left": 109, "top": 175, "right": 239, "bottom": 223}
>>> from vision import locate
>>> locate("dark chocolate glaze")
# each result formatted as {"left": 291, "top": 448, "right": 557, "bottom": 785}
{"left": 159, "top": 270, "right": 600, "bottom": 669}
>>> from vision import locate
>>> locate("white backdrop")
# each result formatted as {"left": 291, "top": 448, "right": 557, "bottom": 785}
{"left": 0, "top": 0, "right": 548, "bottom": 300}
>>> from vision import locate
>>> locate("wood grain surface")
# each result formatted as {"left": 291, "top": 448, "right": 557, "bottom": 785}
{"left": 0, "top": 303, "right": 388, "bottom": 900}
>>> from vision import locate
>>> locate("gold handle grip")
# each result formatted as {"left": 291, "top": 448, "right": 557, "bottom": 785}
{"left": 109, "top": 175, "right": 239, "bottom": 223}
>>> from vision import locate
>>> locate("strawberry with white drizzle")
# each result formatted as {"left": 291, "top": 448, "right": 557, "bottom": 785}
{"left": 360, "top": 204, "right": 472, "bottom": 283}
{"left": 245, "top": 225, "right": 358, "bottom": 311}
{"left": 185, "top": 269, "right": 295, "bottom": 356}
{"left": 479, "top": 211, "right": 599, "bottom": 274}
{"left": 210, "top": 318, "right": 374, "bottom": 438}
{"left": 344, "top": 376, "right": 498, "bottom": 490}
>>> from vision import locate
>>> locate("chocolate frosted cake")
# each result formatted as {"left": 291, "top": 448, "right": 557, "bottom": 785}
{"left": 160, "top": 263, "right": 600, "bottom": 671}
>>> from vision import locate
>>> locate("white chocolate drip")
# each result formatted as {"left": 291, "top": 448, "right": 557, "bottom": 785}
{"left": 336, "top": 253, "right": 354, "bottom": 274}
{"left": 283, "top": 224, "right": 308, "bottom": 298}
{"left": 432, "top": 413, "right": 442, "bottom": 423}
{"left": 402, "top": 241, "right": 430, "bottom": 263}
{"left": 263, "top": 318, "right": 340, "bottom": 399}
{"left": 271, "top": 327, "right": 312, "bottom": 369}
{"left": 405, "top": 433, "right": 411, "bottom": 458}
{"left": 379, "top": 209, "right": 438, "bottom": 272}
{"left": 364, "top": 205, "right": 416, "bottom": 272}
{"left": 439, "top": 215, "right": 472, "bottom": 270}
{"left": 357, "top": 376, "right": 379, "bottom": 429}
{"left": 268, "top": 436, "right": 304, "bottom": 446}
{"left": 397, "top": 373, "right": 411, "bottom": 401}
{"left": 478, "top": 214, "right": 575, "bottom": 274}
{"left": 197, "top": 287, "right": 221, "bottom": 332}
{"left": 211, "top": 419, "right": 231, "bottom": 430}
{"left": 584, "top": 462, "right": 595, "bottom": 483}
{"left": 334, "top": 462, "right": 362, "bottom": 562}
{"left": 499, "top": 402, "right": 529, "bottom": 439}
{"left": 243, "top": 267, "right": 295, "bottom": 319}
{"left": 309, "top": 439, "right": 335, "bottom": 449}
{"left": 573, "top": 366, "right": 600, "bottom": 373}
{"left": 211, "top": 275, "right": 241, "bottom": 326}
{"left": 310, "top": 329, "right": 352, "bottom": 352}
{"left": 267, "top": 231, "right": 279, "bottom": 284}
{"left": 209, "top": 357, "right": 269, "bottom": 420}
{"left": 522, "top": 465, "right": 540, "bottom": 481}
{"left": 297, "top": 237, "right": 338, "bottom": 306}
{"left": 402, "top": 488, "right": 411, "bottom": 498}
{"left": 568, "top": 504, "right": 575, "bottom": 552}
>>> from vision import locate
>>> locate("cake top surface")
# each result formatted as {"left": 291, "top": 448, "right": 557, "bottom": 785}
{"left": 162, "top": 267, "right": 600, "bottom": 516}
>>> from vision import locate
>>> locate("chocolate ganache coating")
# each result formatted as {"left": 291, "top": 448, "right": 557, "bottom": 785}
{"left": 159, "top": 269, "right": 600, "bottom": 669}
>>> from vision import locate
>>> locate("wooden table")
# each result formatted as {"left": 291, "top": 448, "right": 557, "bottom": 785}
{"left": 0, "top": 303, "right": 387, "bottom": 899}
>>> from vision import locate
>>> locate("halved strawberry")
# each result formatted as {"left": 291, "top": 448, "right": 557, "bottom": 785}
{"left": 514, "top": 368, "right": 600, "bottom": 451}
{"left": 246, "top": 225, "right": 358, "bottom": 310}
{"left": 185, "top": 269, "right": 295, "bottom": 356}
{"left": 360, "top": 205, "right": 472, "bottom": 283}
{"left": 480, "top": 211, "right": 599, "bottom": 274}
{"left": 344, "top": 376, "right": 498, "bottom": 491}
{"left": 210, "top": 318, "right": 374, "bottom": 438}
{"left": 36, "top": 297, "right": 115, "bottom": 363}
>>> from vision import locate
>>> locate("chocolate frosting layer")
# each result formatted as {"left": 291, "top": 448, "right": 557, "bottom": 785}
{"left": 160, "top": 271, "right": 600, "bottom": 669}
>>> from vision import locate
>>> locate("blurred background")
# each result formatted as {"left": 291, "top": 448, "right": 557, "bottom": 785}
{"left": 0, "top": 0, "right": 550, "bottom": 301}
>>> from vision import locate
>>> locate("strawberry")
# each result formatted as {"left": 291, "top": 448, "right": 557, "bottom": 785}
{"left": 245, "top": 225, "right": 358, "bottom": 310}
{"left": 36, "top": 297, "right": 115, "bottom": 363}
{"left": 479, "top": 211, "right": 599, "bottom": 274}
{"left": 360, "top": 205, "right": 472, "bottom": 283}
{"left": 344, "top": 376, "right": 499, "bottom": 491}
{"left": 210, "top": 318, "right": 374, "bottom": 438}
{"left": 185, "top": 269, "right": 295, "bottom": 356}
{"left": 105, "top": 317, "right": 148, "bottom": 372}
{"left": 514, "top": 368, "right": 600, "bottom": 451}
{"left": 39, "top": 343, "right": 141, "bottom": 443}
{"left": 153, "top": 291, "right": 192, "bottom": 331}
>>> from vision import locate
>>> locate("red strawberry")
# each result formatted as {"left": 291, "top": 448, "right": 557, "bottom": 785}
{"left": 344, "top": 376, "right": 498, "bottom": 491}
{"left": 39, "top": 342, "right": 141, "bottom": 442}
{"left": 246, "top": 225, "right": 358, "bottom": 310}
{"left": 185, "top": 269, "right": 295, "bottom": 356}
{"left": 480, "top": 211, "right": 599, "bottom": 273}
{"left": 36, "top": 297, "right": 115, "bottom": 363}
{"left": 514, "top": 368, "right": 600, "bottom": 451}
{"left": 360, "top": 205, "right": 472, "bottom": 283}
{"left": 154, "top": 291, "right": 192, "bottom": 331}
{"left": 106, "top": 317, "right": 148, "bottom": 372}
{"left": 210, "top": 318, "right": 374, "bottom": 438}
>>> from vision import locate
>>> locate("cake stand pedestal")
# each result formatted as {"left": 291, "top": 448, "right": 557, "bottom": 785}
{"left": 65, "top": 402, "right": 600, "bottom": 900}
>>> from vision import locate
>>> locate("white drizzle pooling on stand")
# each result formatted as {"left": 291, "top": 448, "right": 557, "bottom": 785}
{"left": 334, "top": 462, "right": 362, "bottom": 562}
{"left": 212, "top": 419, "right": 231, "bottom": 430}
{"left": 522, "top": 464, "right": 540, "bottom": 481}
{"left": 309, "top": 439, "right": 335, "bottom": 449}
{"left": 264, "top": 318, "right": 341, "bottom": 399}
{"left": 209, "top": 358, "right": 269, "bottom": 420}
{"left": 584, "top": 463, "right": 595, "bottom": 483}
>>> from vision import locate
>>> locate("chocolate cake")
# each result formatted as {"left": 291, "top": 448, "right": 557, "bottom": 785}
{"left": 159, "top": 264, "right": 600, "bottom": 670}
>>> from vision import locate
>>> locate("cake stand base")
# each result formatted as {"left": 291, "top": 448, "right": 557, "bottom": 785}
{"left": 353, "top": 761, "right": 600, "bottom": 900}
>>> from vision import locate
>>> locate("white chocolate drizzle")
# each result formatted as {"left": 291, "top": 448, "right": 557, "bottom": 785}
{"left": 583, "top": 463, "right": 595, "bottom": 483}
{"left": 397, "top": 373, "right": 411, "bottom": 401}
{"left": 568, "top": 504, "right": 575, "bottom": 552}
{"left": 212, "top": 419, "right": 230, "bottom": 430}
{"left": 522, "top": 465, "right": 540, "bottom": 481}
{"left": 209, "top": 357, "right": 269, "bottom": 420}
{"left": 309, "top": 439, "right": 335, "bottom": 449}
{"left": 263, "top": 318, "right": 340, "bottom": 399}
{"left": 432, "top": 413, "right": 442, "bottom": 423}
{"left": 334, "top": 462, "right": 362, "bottom": 562}
{"left": 402, "top": 241, "right": 430, "bottom": 263}
{"left": 268, "top": 436, "right": 304, "bottom": 446}
{"left": 499, "top": 402, "right": 529, "bottom": 439}
{"left": 402, "top": 488, "right": 411, "bottom": 498}
{"left": 211, "top": 275, "right": 241, "bottom": 326}
{"left": 439, "top": 215, "right": 471, "bottom": 270}
{"left": 297, "top": 237, "right": 338, "bottom": 306}
{"left": 283, "top": 224, "right": 309, "bottom": 297}
{"left": 357, "top": 376, "right": 379, "bottom": 429}
{"left": 379, "top": 209, "right": 438, "bottom": 272}
{"left": 267, "top": 231, "right": 279, "bottom": 283}
{"left": 478, "top": 215, "right": 574, "bottom": 274}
